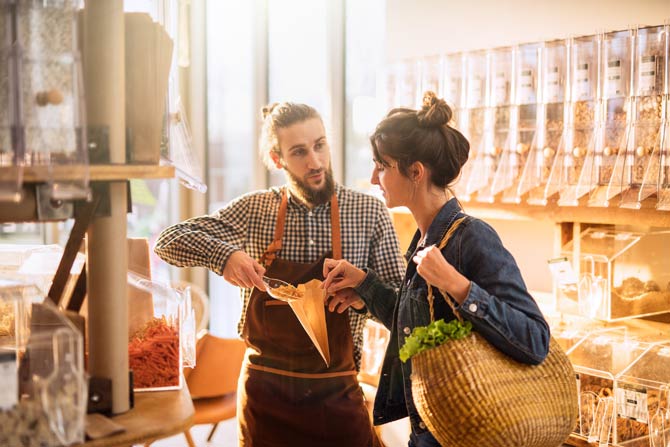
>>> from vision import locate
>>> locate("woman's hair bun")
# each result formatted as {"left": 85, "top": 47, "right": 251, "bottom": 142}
{"left": 417, "top": 91, "right": 452, "bottom": 128}
{"left": 261, "top": 102, "right": 280, "bottom": 120}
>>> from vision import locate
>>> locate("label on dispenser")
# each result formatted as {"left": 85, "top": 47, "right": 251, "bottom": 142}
{"left": 519, "top": 68, "right": 534, "bottom": 104}
{"left": 494, "top": 71, "right": 509, "bottom": 104}
{"left": 574, "top": 63, "right": 591, "bottom": 100}
{"left": 639, "top": 55, "right": 657, "bottom": 94}
{"left": 606, "top": 59, "right": 624, "bottom": 97}
{"left": 615, "top": 384, "right": 648, "bottom": 423}
{"left": 545, "top": 66, "right": 561, "bottom": 102}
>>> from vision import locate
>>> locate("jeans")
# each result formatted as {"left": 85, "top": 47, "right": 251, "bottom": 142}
{"left": 408, "top": 430, "right": 441, "bottom": 447}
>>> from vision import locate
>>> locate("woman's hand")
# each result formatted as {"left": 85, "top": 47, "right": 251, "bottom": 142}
{"left": 326, "top": 288, "right": 365, "bottom": 313}
{"left": 321, "top": 258, "right": 366, "bottom": 292}
{"left": 413, "top": 245, "right": 470, "bottom": 304}
{"left": 321, "top": 258, "right": 367, "bottom": 312}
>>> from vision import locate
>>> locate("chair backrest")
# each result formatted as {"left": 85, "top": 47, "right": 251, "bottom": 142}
{"left": 184, "top": 332, "right": 246, "bottom": 399}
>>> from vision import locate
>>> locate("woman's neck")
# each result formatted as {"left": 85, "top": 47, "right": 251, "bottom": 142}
{"left": 409, "top": 188, "right": 451, "bottom": 237}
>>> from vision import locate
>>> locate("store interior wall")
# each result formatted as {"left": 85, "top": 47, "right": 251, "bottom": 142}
{"left": 384, "top": 0, "right": 670, "bottom": 295}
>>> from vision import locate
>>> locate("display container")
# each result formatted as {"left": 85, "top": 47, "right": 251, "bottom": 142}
{"left": 568, "top": 328, "right": 652, "bottom": 445}
{"left": 0, "top": 2, "right": 23, "bottom": 202}
{"left": 615, "top": 342, "right": 670, "bottom": 446}
{"left": 497, "top": 42, "right": 541, "bottom": 203}
{"left": 127, "top": 273, "right": 195, "bottom": 392}
{"left": 443, "top": 52, "right": 466, "bottom": 128}
{"left": 558, "top": 227, "right": 670, "bottom": 322}
{"left": 453, "top": 49, "right": 487, "bottom": 202}
{"left": 0, "top": 280, "right": 86, "bottom": 447}
{"left": 524, "top": 38, "right": 570, "bottom": 205}
{"left": 381, "top": 59, "right": 419, "bottom": 110}
{"left": 546, "top": 313, "right": 610, "bottom": 353}
{"left": 552, "top": 33, "right": 601, "bottom": 206}
{"left": 472, "top": 46, "right": 514, "bottom": 203}
{"left": 418, "top": 54, "right": 443, "bottom": 99}
{"left": 619, "top": 24, "right": 669, "bottom": 210}
{"left": 659, "top": 119, "right": 670, "bottom": 210}
{"left": 588, "top": 29, "right": 634, "bottom": 207}
{"left": 15, "top": 0, "right": 89, "bottom": 200}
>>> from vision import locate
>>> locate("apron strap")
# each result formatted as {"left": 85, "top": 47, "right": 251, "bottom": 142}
{"left": 247, "top": 362, "right": 356, "bottom": 379}
{"left": 261, "top": 188, "right": 342, "bottom": 267}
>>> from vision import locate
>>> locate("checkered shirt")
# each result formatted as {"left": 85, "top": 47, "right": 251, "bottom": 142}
{"left": 154, "top": 183, "right": 405, "bottom": 370}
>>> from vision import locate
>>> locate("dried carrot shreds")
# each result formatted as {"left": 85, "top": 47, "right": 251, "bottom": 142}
{"left": 129, "top": 316, "right": 180, "bottom": 388}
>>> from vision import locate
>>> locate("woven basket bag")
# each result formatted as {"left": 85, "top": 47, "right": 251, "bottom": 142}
{"left": 410, "top": 218, "right": 578, "bottom": 447}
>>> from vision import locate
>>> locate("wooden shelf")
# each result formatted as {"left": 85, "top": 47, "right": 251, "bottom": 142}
{"left": 0, "top": 164, "right": 175, "bottom": 183}
{"left": 74, "top": 387, "right": 194, "bottom": 447}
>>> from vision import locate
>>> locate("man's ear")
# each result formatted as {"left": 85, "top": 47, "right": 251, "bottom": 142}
{"left": 270, "top": 151, "right": 283, "bottom": 169}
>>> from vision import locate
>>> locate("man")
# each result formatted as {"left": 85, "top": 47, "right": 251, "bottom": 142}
{"left": 154, "top": 102, "right": 404, "bottom": 447}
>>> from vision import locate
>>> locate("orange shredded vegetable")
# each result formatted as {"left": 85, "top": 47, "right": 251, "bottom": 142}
{"left": 128, "top": 316, "right": 179, "bottom": 388}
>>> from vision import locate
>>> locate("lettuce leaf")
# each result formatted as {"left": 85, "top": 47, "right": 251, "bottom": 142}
{"left": 399, "top": 318, "right": 473, "bottom": 362}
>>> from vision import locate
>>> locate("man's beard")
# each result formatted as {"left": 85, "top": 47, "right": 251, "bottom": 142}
{"left": 286, "top": 167, "right": 335, "bottom": 206}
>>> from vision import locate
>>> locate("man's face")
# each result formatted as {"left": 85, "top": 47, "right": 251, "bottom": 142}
{"left": 272, "top": 118, "right": 334, "bottom": 206}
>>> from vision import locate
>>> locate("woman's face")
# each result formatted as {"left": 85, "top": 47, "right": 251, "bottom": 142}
{"left": 370, "top": 154, "right": 412, "bottom": 208}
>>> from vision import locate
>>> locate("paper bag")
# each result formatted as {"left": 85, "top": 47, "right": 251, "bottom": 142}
{"left": 289, "top": 279, "right": 330, "bottom": 366}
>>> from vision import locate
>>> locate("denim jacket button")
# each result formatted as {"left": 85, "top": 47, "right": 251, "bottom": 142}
{"left": 468, "top": 303, "right": 478, "bottom": 313}
{"left": 419, "top": 421, "right": 426, "bottom": 429}
{"left": 403, "top": 326, "right": 411, "bottom": 335}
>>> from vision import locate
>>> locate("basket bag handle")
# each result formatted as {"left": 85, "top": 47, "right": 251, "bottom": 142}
{"left": 427, "top": 216, "right": 467, "bottom": 323}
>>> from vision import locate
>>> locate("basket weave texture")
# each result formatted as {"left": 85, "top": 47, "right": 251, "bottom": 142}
{"left": 411, "top": 333, "right": 578, "bottom": 447}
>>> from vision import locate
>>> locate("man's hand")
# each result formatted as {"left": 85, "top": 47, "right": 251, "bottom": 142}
{"left": 326, "top": 288, "right": 365, "bottom": 313}
{"left": 223, "top": 250, "right": 266, "bottom": 290}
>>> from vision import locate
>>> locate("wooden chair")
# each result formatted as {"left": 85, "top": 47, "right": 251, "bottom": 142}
{"left": 143, "top": 332, "right": 246, "bottom": 447}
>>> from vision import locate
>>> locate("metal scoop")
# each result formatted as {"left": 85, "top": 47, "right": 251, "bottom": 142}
{"left": 262, "top": 276, "right": 300, "bottom": 302}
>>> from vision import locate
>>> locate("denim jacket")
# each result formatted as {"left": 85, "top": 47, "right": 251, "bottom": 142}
{"left": 355, "top": 198, "right": 550, "bottom": 435}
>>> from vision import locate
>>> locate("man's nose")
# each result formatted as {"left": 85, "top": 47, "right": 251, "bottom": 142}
{"left": 306, "top": 149, "right": 322, "bottom": 169}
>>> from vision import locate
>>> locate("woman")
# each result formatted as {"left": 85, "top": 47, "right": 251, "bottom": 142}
{"left": 321, "top": 91, "right": 551, "bottom": 447}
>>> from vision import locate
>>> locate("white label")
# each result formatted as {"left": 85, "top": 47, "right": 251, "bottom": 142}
{"left": 0, "top": 352, "right": 18, "bottom": 409}
{"left": 545, "top": 67, "right": 561, "bottom": 102}
{"left": 519, "top": 69, "right": 535, "bottom": 103}
{"left": 467, "top": 76, "right": 483, "bottom": 107}
{"left": 494, "top": 71, "right": 509, "bottom": 104}
{"left": 575, "top": 63, "right": 591, "bottom": 100}
{"left": 607, "top": 59, "right": 624, "bottom": 97}
{"left": 639, "top": 55, "right": 657, "bottom": 94}
{"left": 615, "top": 385, "right": 648, "bottom": 423}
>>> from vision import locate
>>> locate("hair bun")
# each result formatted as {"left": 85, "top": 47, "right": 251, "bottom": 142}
{"left": 417, "top": 91, "right": 452, "bottom": 128}
{"left": 261, "top": 102, "right": 280, "bottom": 120}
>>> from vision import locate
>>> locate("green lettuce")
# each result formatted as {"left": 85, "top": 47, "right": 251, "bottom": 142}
{"left": 399, "top": 318, "right": 473, "bottom": 362}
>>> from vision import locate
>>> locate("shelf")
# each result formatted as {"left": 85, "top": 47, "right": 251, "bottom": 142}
{"left": 390, "top": 194, "right": 670, "bottom": 228}
{"left": 74, "top": 387, "right": 194, "bottom": 447}
{"left": 0, "top": 164, "right": 175, "bottom": 183}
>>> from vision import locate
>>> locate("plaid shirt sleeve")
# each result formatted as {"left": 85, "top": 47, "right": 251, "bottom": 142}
{"left": 154, "top": 193, "right": 253, "bottom": 275}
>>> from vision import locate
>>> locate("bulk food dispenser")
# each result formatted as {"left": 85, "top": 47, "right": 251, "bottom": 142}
{"left": 15, "top": 0, "right": 89, "bottom": 200}
{"left": 498, "top": 42, "right": 541, "bottom": 203}
{"left": 0, "top": 2, "right": 22, "bottom": 202}
{"left": 0, "top": 280, "right": 86, "bottom": 447}
{"left": 443, "top": 52, "right": 466, "bottom": 129}
{"left": 472, "top": 46, "right": 514, "bottom": 203}
{"left": 557, "top": 227, "right": 670, "bottom": 322}
{"left": 615, "top": 342, "right": 670, "bottom": 446}
{"left": 381, "top": 60, "right": 419, "bottom": 110}
{"left": 619, "top": 24, "right": 669, "bottom": 210}
{"left": 567, "top": 328, "right": 652, "bottom": 445}
{"left": 552, "top": 33, "right": 601, "bottom": 206}
{"left": 524, "top": 38, "right": 570, "bottom": 205}
{"left": 588, "top": 29, "right": 634, "bottom": 207}
{"left": 453, "top": 49, "right": 488, "bottom": 202}
{"left": 418, "top": 55, "right": 443, "bottom": 100}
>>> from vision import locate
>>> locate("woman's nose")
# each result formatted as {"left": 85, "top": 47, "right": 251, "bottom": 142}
{"left": 370, "top": 169, "right": 379, "bottom": 185}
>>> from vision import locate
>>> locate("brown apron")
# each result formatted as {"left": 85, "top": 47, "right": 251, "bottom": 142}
{"left": 238, "top": 189, "right": 375, "bottom": 447}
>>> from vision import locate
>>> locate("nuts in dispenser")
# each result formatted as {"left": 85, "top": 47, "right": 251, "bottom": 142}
{"left": 128, "top": 316, "right": 180, "bottom": 389}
